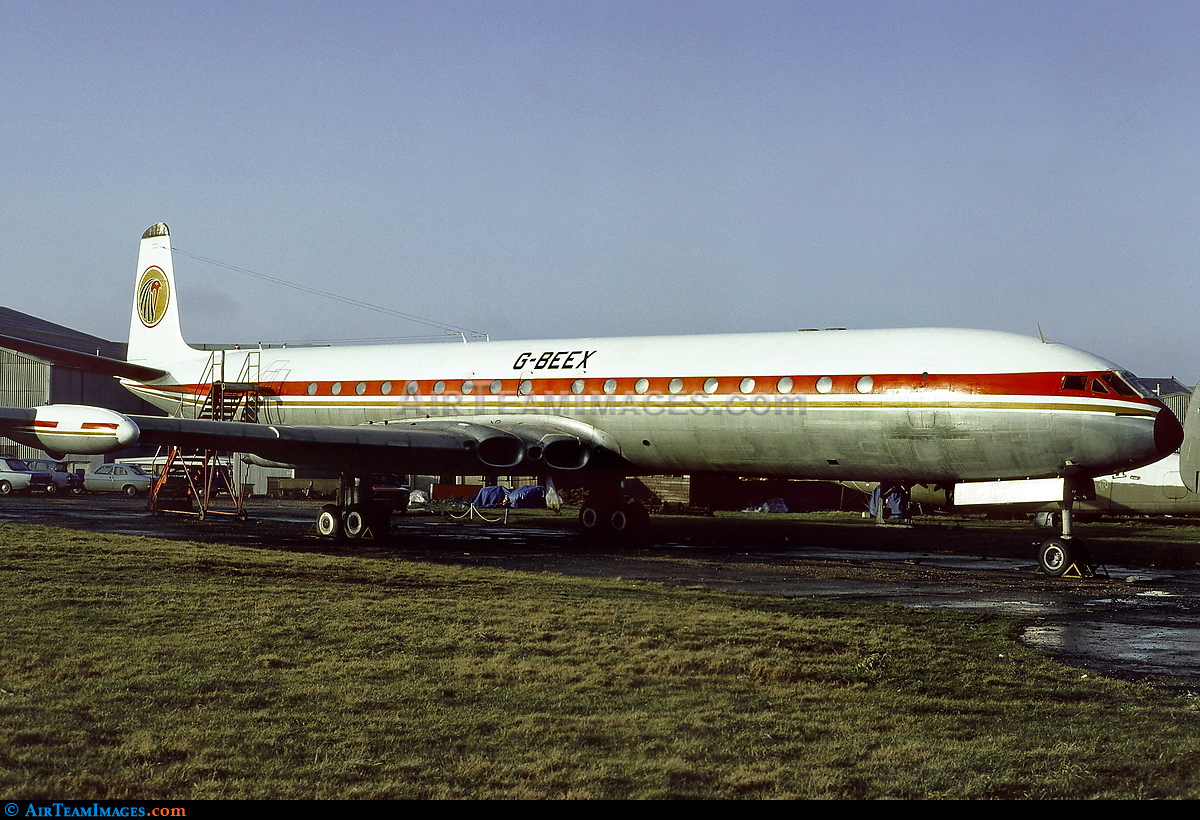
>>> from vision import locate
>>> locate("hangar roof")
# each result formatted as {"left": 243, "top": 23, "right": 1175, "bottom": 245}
{"left": 1138, "top": 377, "right": 1191, "bottom": 398}
{"left": 0, "top": 306, "right": 124, "bottom": 360}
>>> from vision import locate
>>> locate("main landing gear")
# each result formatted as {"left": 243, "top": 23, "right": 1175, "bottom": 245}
{"left": 577, "top": 481, "right": 649, "bottom": 541}
{"left": 579, "top": 501, "right": 649, "bottom": 539}
{"left": 315, "top": 474, "right": 391, "bottom": 540}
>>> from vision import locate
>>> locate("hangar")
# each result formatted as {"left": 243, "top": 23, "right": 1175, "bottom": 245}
{"left": 0, "top": 307, "right": 289, "bottom": 497}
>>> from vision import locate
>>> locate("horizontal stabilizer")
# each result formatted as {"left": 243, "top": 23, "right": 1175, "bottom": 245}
{"left": 0, "top": 334, "right": 166, "bottom": 382}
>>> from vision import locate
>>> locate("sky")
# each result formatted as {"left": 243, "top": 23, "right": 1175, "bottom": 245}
{"left": 2, "top": 1, "right": 1198, "bottom": 381}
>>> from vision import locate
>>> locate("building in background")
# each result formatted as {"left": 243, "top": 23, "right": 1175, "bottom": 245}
{"left": 0, "top": 306, "right": 160, "bottom": 464}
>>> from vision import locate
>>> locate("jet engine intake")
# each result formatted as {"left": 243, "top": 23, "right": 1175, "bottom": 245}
{"left": 540, "top": 436, "right": 590, "bottom": 470}
{"left": 475, "top": 434, "right": 525, "bottom": 469}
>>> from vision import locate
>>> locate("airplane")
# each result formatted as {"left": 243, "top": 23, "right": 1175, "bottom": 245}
{"left": 0, "top": 223, "right": 1184, "bottom": 576}
{"left": 847, "top": 450, "right": 1200, "bottom": 518}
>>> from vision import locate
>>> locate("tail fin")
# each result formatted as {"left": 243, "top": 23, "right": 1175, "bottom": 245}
{"left": 1180, "top": 384, "right": 1200, "bottom": 491}
{"left": 126, "top": 223, "right": 195, "bottom": 369}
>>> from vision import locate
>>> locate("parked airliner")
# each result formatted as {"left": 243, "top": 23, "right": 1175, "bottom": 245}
{"left": 849, "top": 450, "right": 1200, "bottom": 518}
{"left": 0, "top": 224, "right": 1183, "bottom": 575}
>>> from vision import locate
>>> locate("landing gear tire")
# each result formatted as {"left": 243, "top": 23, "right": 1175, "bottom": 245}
{"left": 579, "top": 502, "right": 648, "bottom": 541}
{"left": 1039, "top": 538, "right": 1088, "bottom": 576}
{"left": 610, "top": 503, "right": 649, "bottom": 536}
{"left": 609, "top": 506, "right": 631, "bottom": 534}
{"left": 317, "top": 505, "right": 342, "bottom": 538}
{"left": 341, "top": 504, "right": 389, "bottom": 539}
{"left": 344, "top": 506, "right": 368, "bottom": 539}
{"left": 579, "top": 504, "right": 607, "bottom": 536}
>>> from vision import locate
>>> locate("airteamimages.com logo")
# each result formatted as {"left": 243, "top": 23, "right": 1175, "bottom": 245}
{"left": 6, "top": 804, "right": 186, "bottom": 817}
{"left": 412, "top": 391, "right": 809, "bottom": 417}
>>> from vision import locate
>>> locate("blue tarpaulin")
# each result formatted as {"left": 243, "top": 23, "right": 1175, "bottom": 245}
{"left": 508, "top": 485, "right": 547, "bottom": 508}
{"left": 868, "top": 485, "right": 922, "bottom": 518}
{"left": 472, "top": 485, "right": 511, "bottom": 507}
{"left": 470, "top": 485, "right": 550, "bottom": 509}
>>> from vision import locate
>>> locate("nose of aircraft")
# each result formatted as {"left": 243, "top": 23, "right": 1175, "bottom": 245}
{"left": 1155, "top": 406, "right": 1185, "bottom": 457}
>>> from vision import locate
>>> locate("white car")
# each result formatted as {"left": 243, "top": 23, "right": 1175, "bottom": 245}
{"left": 84, "top": 464, "right": 154, "bottom": 497}
{"left": 0, "top": 457, "right": 55, "bottom": 496}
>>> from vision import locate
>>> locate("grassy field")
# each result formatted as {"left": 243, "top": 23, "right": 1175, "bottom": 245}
{"left": 3, "top": 521, "right": 1200, "bottom": 799}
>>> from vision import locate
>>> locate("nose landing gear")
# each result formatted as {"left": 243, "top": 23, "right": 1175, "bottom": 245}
{"left": 1036, "top": 478, "right": 1095, "bottom": 577}
{"left": 1037, "top": 537, "right": 1093, "bottom": 577}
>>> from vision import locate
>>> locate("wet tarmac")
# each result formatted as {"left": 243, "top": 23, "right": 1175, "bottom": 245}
{"left": 5, "top": 494, "right": 1200, "bottom": 692}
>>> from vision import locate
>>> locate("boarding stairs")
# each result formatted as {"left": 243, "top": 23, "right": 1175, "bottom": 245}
{"left": 149, "top": 349, "right": 263, "bottom": 519}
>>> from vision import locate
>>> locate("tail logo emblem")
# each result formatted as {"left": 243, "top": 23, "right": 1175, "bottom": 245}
{"left": 136, "top": 266, "right": 170, "bottom": 328}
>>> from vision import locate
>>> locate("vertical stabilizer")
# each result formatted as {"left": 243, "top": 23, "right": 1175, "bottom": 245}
{"left": 1180, "top": 383, "right": 1200, "bottom": 491}
{"left": 126, "top": 223, "right": 195, "bottom": 369}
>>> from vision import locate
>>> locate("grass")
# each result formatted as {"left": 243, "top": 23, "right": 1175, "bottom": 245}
{"left": 3, "top": 522, "right": 1200, "bottom": 798}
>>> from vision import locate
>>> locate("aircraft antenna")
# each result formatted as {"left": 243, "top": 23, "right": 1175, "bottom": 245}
{"left": 1037, "top": 324, "right": 1047, "bottom": 344}
{"left": 171, "top": 247, "right": 489, "bottom": 340}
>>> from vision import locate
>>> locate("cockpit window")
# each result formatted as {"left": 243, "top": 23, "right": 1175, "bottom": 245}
{"left": 1115, "top": 371, "right": 1157, "bottom": 399}
{"left": 1098, "top": 372, "right": 1139, "bottom": 398}
{"left": 1064, "top": 372, "right": 1151, "bottom": 398}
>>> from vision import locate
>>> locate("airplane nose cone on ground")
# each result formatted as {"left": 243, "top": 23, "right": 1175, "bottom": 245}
{"left": 1155, "top": 406, "right": 1185, "bottom": 457}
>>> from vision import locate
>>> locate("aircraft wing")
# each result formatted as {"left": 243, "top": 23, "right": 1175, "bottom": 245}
{"left": 0, "top": 405, "right": 621, "bottom": 476}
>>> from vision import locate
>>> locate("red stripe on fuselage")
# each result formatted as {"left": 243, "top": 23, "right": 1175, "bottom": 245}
{"left": 132, "top": 370, "right": 1163, "bottom": 408}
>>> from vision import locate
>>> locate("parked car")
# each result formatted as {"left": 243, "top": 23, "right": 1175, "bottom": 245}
{"left": 372, "top": 474, "right": 411, "bottom": 513}
{"left": 0, "top": 457, "right": 55, "bottom": 496}
{"left": 24, "top": 459, "right": 85, "bottom": 495}
{"left": 83, "top": 463, "right": 154, "bottom": 496}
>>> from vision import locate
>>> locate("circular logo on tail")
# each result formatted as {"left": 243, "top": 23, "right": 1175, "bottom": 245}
{"left": 136, "top": 266, "right": 170, "bottom": 328}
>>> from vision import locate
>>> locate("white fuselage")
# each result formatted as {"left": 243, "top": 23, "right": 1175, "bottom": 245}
{"left": 121, "top": 326, "right": 1174, "bottom": 483}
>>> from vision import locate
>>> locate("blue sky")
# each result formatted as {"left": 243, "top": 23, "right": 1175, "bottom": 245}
{"left": 3, "top": 1, "right": 1198, "bottom": 380}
